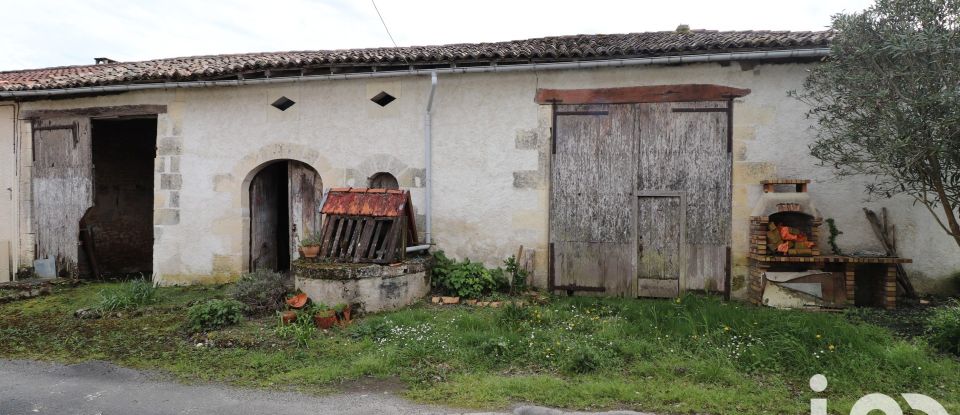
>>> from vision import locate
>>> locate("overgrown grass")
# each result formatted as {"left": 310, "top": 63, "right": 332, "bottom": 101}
{"left": 96, "top": 278, "right": 159, "bottom": 311}
{"left": 0, "top": 283, "right": 957, "bottom": 414}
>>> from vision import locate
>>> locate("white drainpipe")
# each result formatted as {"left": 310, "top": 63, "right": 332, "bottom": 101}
{"left": 424, "top": 71, "right": 437, "bottom": 245}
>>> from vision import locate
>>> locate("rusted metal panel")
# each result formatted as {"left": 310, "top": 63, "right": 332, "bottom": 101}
{"left": 536, "top": 84, "right": 751, "bottom": 105}
{"left": 32, "top": 117, "right": 93, "bottom": 277}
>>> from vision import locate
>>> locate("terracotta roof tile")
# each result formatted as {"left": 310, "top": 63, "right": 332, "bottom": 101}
{"left": 0, "top": 30, "right": 832, "bottom": 92}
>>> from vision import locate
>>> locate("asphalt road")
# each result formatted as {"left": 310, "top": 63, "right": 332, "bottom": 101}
{"left": 0, "top": 360, "right": 502, "bottom": 415}
{"left": 0, "top": 360, "right": 652, "bottom": 415}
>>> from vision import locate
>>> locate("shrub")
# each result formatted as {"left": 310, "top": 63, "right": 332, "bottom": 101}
{"left": 186, "top": 299, "right": 246, "bottom": 332}
{"left": 504, "top": 255, "right": 528, "bottom": 294}
{"left": 562, "top": 343, "right": 609, "bottom": 374}
{"left": 229, "top": 270, "right": 290, "bottom": 315}
{"left": 98, "top": 278, "right": 158, "bottom": 311}
{"left": 430, "top": 251, "right": 507, "bottom": 299}
{"left": 927, "top": 299, "right": 960, "bottom": 356}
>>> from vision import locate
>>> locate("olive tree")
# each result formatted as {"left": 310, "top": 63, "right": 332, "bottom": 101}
{"left": 792, "top": 0, "right": 960, "bottom": 249}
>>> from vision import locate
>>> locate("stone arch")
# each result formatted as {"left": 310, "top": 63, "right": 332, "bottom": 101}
{"left": 236, "top": 144, "right": 329, "bottom": 273}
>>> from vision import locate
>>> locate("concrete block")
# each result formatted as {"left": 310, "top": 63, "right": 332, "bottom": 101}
{"left": 154, "top": 209, "right": 180, "bottom": 226}
{"left": 513, "top": 170, "right": 542, "bottom": 189}
{"left": 160, "top": 174, "right": 182, "bottom": 190}
{"left": 169, "top": 156, "right": 180, "bottom": 173}
{"left": 515, "top": 129, "right": 539, "bottom": 150}
{"left": 157, "top": 137, "right": 183, "bottom": 156}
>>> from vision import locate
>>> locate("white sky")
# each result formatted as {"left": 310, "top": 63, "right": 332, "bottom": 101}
{"left": 0, "top": 0, "right": 873, "bottom": 71}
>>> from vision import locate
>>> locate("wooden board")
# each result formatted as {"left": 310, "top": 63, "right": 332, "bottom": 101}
{"left": 32, "top": 117, "right": 93, "bottom": 277}
{"left": 288, "top": 161, "right": 322, "bottom": 261}
{"left": 636, "top": 196, "right": 682, "bottom": 292}
{"left": 250, "top": 164, "right": 281, "bottom": 271}
{"left": 0, "top": 240, "right": 10, "bottom": 283}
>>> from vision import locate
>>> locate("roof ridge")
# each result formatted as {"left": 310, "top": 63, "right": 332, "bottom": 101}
{"left": 0, "top": 29, "right": 834, "bottom": 92}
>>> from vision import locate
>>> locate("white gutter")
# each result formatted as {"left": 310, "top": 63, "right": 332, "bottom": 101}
{"left": 424, "top": 71, "right": 437, "bottom": 245}
{"left": 0, "top": 48, "right": 830, "bottom": 99}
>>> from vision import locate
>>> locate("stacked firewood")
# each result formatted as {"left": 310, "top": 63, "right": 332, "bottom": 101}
{"left": 767, "top": 222, "right": 816, "bottom": 256}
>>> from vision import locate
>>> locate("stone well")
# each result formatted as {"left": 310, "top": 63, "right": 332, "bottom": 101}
{"left": 293, "top": 256, "right": 431, "bottom": 313}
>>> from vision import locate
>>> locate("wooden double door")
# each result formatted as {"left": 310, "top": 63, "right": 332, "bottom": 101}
{"left": 249, "top": 160, "right": 323, "bottom": 272}
{"left": 549, "top": 102, "right": 731, "bottom": 297}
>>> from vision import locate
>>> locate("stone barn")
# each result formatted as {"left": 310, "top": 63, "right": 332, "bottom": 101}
{"left": 0, "top": 29, "right": 957, "bottom": 299}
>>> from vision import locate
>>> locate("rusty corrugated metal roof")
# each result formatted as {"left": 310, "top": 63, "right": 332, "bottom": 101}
{"left": 321, "top": 187, "right": 419, "bottom": 246}
{"left": 322, "top": 188, "right": 408, "bottom": 217}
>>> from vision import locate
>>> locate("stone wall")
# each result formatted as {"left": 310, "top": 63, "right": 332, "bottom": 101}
{"left": 1, "top": 62, "right": 958, "bottom": 295}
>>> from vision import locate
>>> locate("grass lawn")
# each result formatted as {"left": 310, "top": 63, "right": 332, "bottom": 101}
{"left": 0, "top": 282, "right": 957, "bottom": 414}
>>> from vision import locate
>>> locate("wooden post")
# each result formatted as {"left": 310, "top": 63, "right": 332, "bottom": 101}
{"left": 884, "top": 265, "right": 897, "bottom": 310}
{"left": 844, "top": 262, "right": 856, "bottom": 307}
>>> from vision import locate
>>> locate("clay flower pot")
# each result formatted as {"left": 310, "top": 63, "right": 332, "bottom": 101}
{"left": 336, "top": 305, "right": 352, "bottom": 325}
{"left": 285, "top": 292, "right": 308, "bottom": 309}
{"left": 301, "top": 245, "right": 320, "bottom": 258}
{"left": 280, "top": 310, "right": 297, "bottom": 325}
{"left": 313, "top": 310, "right": 337, "bottom": 329}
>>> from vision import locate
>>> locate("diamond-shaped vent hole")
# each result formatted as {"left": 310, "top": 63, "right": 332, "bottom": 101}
{"left": 370, "top": 91, "right": 396, "bottom": 107}
{"left": 271, "top": 96, "right": 295, "bottom": 111}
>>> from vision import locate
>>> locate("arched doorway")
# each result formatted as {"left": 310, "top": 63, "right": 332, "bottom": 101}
{"left": 248, "top": 160, "right": 322, "bottom": 272}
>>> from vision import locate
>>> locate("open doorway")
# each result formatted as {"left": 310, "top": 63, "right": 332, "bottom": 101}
{"left": 248, "top": 160, "right": 322, "bottom": 273}
{"left": 81, "top": 118, "right": 157, "bottom": 278}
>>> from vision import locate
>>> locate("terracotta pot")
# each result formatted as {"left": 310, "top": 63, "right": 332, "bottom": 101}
{"left": 301, "top": 245, "right": 320, "bottom": 258}
{"left": 337, "top": 305, "right": 352, "bottom": 325}
{"left": 280, "top": 310, "right": 297, "bottom": 325}
{"left": 314, "top": 312, "right": 337, "bottom": 329}
{"left": 285, "top": 292, "right": 308, "bottom": 309}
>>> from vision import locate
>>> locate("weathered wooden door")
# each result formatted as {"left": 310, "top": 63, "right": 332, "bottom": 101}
{"left": 636, "top": 193, "right": 684, "bottom": 297}
{"left": 550, "top": 100, "right": 730, "bottom": 297}
{"left": 32, "top": 117, "right": 93, "bottom": 277}
{"left": 635, "top": 102, "right": 730, "bottom": 295}
{"left": 288, "top": 161, "right": 323, "bottom": 261}
{"left": 250, "top": 164, "right": 282, "bottom": 271}
{"left": 550, "top": 104, "right": 637, "bottom": 295}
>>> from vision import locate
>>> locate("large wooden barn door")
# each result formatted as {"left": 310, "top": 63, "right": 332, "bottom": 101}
{"left": 636, "top": 102, "right": 731, "bottom": 295}
{"left": 288, "top": 161, "right": 323, "bottom": 261}
{"left": 32, "top": 117, "right": 93, "bottom": 277}
{"left": 550, "top": 100, "right": 730, "bottom": 297}
{"left": 550, "top": 104, "right": 637, "bottom": 295}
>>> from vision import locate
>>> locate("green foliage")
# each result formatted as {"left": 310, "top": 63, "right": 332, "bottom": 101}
{"left": 3, "top": 283, "right": 960, "bottom": 413}
{"left": 825, "top": 218, "right": 844, "bottom": 255}
{"left": 229, "top": 270, "right": 290, "bottom": 315}
{"left": 430, "top": 251, "right": 507, "bottom": 298}
{"left": 275, "top": 309, "right": 317, "bottom": 347}
{"left": 185, "top": 299, "right": 246, "bottom": 332}
{"left": 504, "top": 255, "right": 528, "bottom": 294}
{"left": 300, "top": 233, "right": 323, "bottom": 247}
{"left": 791, "top": 0, "right": 960, "bottom": 249}
{"left": 927, "top": 299, "right": 960, "bottom": 356}
{"left": 97, "top": 278, "right": 158, "bottom": 311}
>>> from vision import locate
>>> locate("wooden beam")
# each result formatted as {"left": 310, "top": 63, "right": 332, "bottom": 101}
{"left": 21, "top": 105, "right": 167, "bottom": 120}
{"left": 535, "top": 84, "right": 751, "bottom": 105}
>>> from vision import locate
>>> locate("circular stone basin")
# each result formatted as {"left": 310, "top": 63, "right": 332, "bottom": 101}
{"left": 293, "top": 256, "right": 431, "bottom": 313}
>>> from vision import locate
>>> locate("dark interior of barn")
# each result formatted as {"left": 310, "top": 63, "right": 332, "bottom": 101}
{"left": 80, "top": 118, "right": 157, "bottom": 277}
